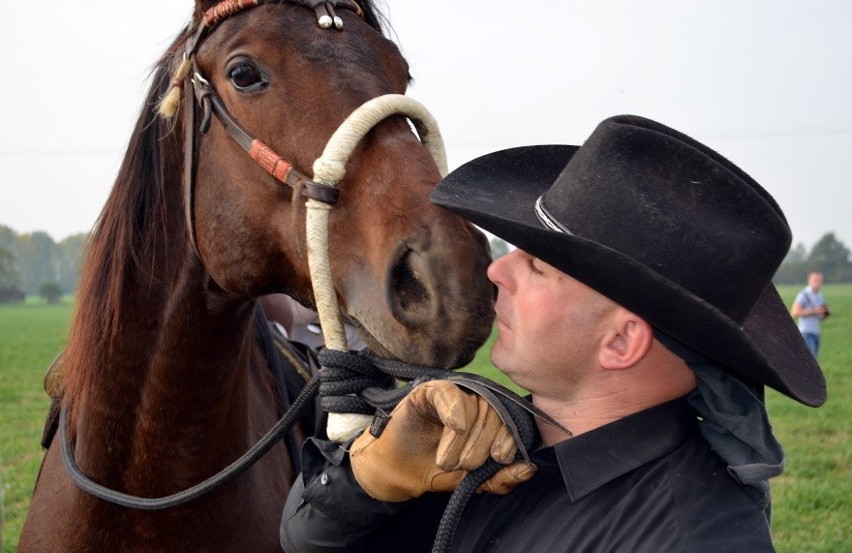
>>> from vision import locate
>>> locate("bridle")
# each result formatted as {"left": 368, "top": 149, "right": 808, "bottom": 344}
{"left": 168, "top": 0, "right": 449, "bottom": 441}
{"left": 174, "top": 2, "right": 447, "bottom": 444}
{"left": 188, "top": 75, "right": 339, "bottom": 208}
{"left": 182, "top": 71, "right": 341, "bottom": 252}
{"left": 172, "top": 0, "right": 365, "bottom": 252}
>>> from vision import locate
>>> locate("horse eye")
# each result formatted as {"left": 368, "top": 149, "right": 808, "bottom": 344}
{"left": 228, "top": 61, "right": 267, "bottom": 91}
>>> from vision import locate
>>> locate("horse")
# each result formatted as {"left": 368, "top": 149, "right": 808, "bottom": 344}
{"left": 18, "top": 1, "right": 494, "bottom": 550}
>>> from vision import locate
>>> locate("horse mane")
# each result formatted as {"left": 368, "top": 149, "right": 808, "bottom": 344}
{"left": 62, "top": 37, "right": 188, "bottom": 401}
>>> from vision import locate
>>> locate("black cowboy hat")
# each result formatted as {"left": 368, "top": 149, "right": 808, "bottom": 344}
{"left": 431, "top": 115, "right": 826, "bottom": 407}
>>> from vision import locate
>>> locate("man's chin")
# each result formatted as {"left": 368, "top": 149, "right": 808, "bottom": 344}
{"left": 489, "top": 340, "right": 513, "bottom": 374}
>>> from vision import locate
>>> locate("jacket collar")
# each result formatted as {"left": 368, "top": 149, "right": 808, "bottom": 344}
{"left": 549, "top": 396, "right": 695, "bottom": 502}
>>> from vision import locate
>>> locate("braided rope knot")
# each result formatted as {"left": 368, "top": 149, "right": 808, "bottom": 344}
{"left": 317, "top": 349, "right": 395, "bottom": 415}
{"left": 311, "top": 157, "right": 347, "bottom": 186}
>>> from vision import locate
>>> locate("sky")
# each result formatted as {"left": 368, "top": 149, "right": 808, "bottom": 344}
{"left": 1, "top": 1, "right": 850, "bottom": 250}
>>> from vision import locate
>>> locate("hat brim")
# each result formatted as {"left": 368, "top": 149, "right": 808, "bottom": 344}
{"left": 431, "top": 145, "right": 826, "bottom": 407}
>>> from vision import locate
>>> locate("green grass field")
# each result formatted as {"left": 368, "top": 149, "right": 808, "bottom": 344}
{"left": 1, "top": 287, "right": 850, "bottom": 551}
{"left": 0, "top": 299, "right": 72, "bottom": 552}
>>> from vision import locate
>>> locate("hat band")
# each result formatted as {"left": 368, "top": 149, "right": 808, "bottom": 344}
{"left": 535, "top": 195, "right": 573, "bottom": 235}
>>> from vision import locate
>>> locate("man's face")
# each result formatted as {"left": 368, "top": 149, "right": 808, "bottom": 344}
{"left": 808, "top": 272, "right": 823, "bottom": 291}
{"left": 486, "top": 249, "right": 615, "bottom": 397}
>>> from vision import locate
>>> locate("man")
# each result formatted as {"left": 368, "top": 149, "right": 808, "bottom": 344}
{"left": 280, "top": 115, "right": 827, "bottom": 552}
{"left": 790, "top": 271, "right": 829, "bottom": 357}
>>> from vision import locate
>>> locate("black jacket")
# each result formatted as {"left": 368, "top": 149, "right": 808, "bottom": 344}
{"left": 281, "top": 397, "right": 774, "bottom": 552}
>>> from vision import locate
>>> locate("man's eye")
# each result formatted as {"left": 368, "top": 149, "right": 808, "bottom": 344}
{"left": 528, "top": 257, "right": 545, "bottom": 275}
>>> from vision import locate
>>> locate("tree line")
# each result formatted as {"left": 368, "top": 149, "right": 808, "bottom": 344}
{"left": 773, "top": 232, "right": 852, "bottom": 284}
{"left": 0, "top": 225, "right": 849, "bottom": 304}
{"left": 0, "top": 224, "right": 87, "bottom": 303}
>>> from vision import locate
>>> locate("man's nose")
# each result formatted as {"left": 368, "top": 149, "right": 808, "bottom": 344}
{"left": 487, "top": 249, "right": 519, "bottom": 288}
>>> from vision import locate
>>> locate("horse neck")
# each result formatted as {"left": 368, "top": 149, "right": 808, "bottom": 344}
{"left": 66, "top": 253, "right": 264, "bottom": 490}
{"left": 61, "top": 96, "right": 269, "bottom": 487}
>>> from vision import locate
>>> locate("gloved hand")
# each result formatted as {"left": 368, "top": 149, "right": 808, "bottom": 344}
{"left": 349, "top": 380, "right": 537, "bottom": 502}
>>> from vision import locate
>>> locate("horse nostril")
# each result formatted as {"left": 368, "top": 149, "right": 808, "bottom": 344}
{"left": 387, "top": 246, "right": 435, "bottom": 326}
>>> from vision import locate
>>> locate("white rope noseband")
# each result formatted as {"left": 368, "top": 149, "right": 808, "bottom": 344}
{"left": 307, "top": 94, "right": 447, "bottom": 441}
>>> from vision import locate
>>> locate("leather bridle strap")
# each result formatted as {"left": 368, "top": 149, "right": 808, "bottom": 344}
{"left": 181, "top": 70, "right": 340, "bottom": 252}
{"left": 172, "top": 0, "right": 360, "bottom": 252}
{"left": 192, "top": 72, "right": 340, "bottom": 206}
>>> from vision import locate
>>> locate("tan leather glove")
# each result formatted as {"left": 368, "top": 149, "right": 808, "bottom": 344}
{"left": 349, "top": 380, "right": 537, "bottom": 502}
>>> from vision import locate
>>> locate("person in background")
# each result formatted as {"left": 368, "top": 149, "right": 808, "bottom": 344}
{"left": 280, "top": 115, "right": 827, "bottom": 552}
{"left": 790, "top": 271, "right": 829, "bottom": 358}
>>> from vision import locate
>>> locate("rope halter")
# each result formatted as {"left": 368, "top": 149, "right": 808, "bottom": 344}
{"left": 307, "top": 94, "right": 447, "bottom": 441}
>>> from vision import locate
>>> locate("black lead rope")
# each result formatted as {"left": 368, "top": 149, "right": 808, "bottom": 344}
{"left": 318, "top": 349, "right": 563, "bottom": 553}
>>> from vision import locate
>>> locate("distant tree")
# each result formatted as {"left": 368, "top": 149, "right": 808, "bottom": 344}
{"left": 0, "top": 247, "right": 25, "bottom": 303}
{"left": 0, "top": 286, "right": 25, "bottom": 303}
{"left": 807, "top": 232, "right": 852, "bottom": 282}
{"left": 0, "top": 225, "right": 89, "bottom": 295}
{"left": 17, "top": 231, "right": 58, "bottom": 295}
{"left": 784, "top": 242, "right": 808, "bottom": 264}
{"left": 0, "top": 247, "right": 20, "bottom": 288}
{"left": 56, "top": 233, "right": 88, "bottom": 295}
{"left": 39, "top": 281, "right": 63, "bottom": 304}
{"left": 776, "top": 232, "right": 852, "bottom": 284}
{"left": 0, "top": 224, "right": 15, "bottom": 250}
{"left": 775, "top": 242, "right": 809, "bottom": 284}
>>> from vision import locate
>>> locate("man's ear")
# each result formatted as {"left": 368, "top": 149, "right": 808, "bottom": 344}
{"left": 598, "top": 311, "right": 654, "bottom": 370}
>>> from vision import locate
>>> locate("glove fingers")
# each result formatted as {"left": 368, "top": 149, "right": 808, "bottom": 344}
{"left": 429, "top": 468, "right": 467, "bottom": 493}
{"left": 428, "top": 383, "right": 480, "bottom": 469}
{"left": 416, "top": 381, "right": 477, "bottom": 431}
{"left": 476, "top": 462, "right": 538, "bottom": 495}
{"left": 458, "top": 396, "right": 509, "bottom": 470}
{"left": 412, "top": 381, "right": 521, "bottom": 473}
{"left": 490, "top": 423, "right": 518, "bottom": 465}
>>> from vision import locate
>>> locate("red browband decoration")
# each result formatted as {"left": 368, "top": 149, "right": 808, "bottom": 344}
{"left": 204, "top": 0, "right": 260, "bottom": 27}
{"left": 250, "top": 140, "right": 294, "bottom": 183}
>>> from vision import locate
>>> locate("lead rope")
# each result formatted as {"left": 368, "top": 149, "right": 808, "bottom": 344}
{"left": 305, "top": 93, "right": 447, "bottom": 442}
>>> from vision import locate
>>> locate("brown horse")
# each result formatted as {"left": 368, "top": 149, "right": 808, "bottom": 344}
{"left": 18, "top": 1, "right": 494, "bottom": 551}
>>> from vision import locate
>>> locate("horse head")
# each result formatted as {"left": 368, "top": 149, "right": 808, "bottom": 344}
{"left": 186, "top": 0, "right": 494, "bottom": 367}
